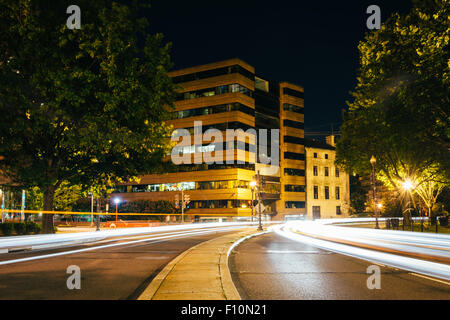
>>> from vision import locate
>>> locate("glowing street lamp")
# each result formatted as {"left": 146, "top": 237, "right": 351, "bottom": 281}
{"left": 114, "top": 197, "right": 121, "bottom": 223}
{"left": 402, "top": 179, "right": 416, "bottom": 231}
{"left": 402, "top": 179, "right": 414, "bottom": 191}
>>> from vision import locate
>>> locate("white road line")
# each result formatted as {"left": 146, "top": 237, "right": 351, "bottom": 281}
{"left": 409, "top": 273, "right": 450, "bottom": 286}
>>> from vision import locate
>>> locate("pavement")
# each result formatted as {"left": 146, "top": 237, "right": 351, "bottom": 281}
{"left": 138, "top": 227, "right": 261, "bottom": 300}
{"left": 229, "top": 232, "right": 450, "bottom": 300}
{"left": 0, "top": 225, "right": 253, "bottom": 299}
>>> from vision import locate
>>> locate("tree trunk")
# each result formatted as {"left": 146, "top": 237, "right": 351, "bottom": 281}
{"left": 402, "top": 199, "right": 411, "bottom": 226}
{"left": 41, "top": 186, "right": 56, "bottom": 234}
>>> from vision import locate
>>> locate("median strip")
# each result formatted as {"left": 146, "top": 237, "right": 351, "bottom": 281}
{"left": 138, "top": 228, "right": 264, "bottom": 300}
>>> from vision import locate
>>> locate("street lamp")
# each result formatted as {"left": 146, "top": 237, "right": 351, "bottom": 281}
{"left": 402, "top": 179, "right": 416, "bottom": 231}
{"left": 402, "top": 179, "right": 414, "bottom": 191}
{"left": 250, "top": 180, "right": 256, "bottom": 222}
{"left": 114, "top": 197, "right": 121, "bottom": 223}
{"left": 370, "top": 155, "right": 379, "bottom": 229}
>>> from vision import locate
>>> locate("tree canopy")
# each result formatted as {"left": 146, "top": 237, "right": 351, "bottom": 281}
{"left": 0, "top": 0, "right": 176, "bottom": 233}
{"left": 336, "top": 0, "right": 449, "bottom": 218}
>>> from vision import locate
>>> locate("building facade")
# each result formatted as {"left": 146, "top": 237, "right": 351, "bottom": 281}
{"left": 305, "top": 136, "right": 350, "bottom": 219}
{"left": 113, "top": 58, "right": 306, "bottom": 220}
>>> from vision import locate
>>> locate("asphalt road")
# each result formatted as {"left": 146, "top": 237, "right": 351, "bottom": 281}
{"left": 0, "top": 225, "right": 248, "bottom": 300}
{"left": 229, "top": 232, "right": 450, "bottom": 300}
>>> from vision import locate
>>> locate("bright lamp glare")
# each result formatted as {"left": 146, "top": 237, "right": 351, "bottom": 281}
{"left": 403, "top": 180, "right": 414, "bottom": 191}
{"left": 114, "top": 198, "right": 121, "bottom": 204}
{"left": 250, "top": 181, "right": 257, "bottom": 188}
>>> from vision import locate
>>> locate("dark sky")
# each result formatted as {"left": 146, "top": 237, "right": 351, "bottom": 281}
{"left": 146, "top": 0, "right": 412, "bottom": 133}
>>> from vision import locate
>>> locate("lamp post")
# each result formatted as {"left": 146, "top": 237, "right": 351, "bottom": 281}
{"left": 89, "top": 193, "right": 94, "bottom": 227}
{"left": 250, "top": 180, "right": 256, "bottom": 222}
{"left": 370, "top": 155, "right": 379, "bottom": 229}
{"left": 257, "top": 171, "right": 263, "bottom": 231}
{"left": 402, "top": 179, "right": 415, "bottom": 231}
{"left": 114, "top": 197, "right": 120, "bottom": 223}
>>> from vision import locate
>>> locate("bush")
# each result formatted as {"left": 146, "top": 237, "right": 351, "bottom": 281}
{"left": 14, "top": 223, "right": 26, "bottom": 235}
{"left": 439, "top": 216, "right": 449, "bottom": 227}
{"left": 25, "top": 221, "right": 41, "bottom": 234}
{"left": 0, "top": 223, "right": 15, "bottom": 236}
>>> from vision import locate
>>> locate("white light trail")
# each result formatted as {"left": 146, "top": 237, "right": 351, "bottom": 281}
{"left": 271, "top": 220, "right": 450, "bottom": 282}
{"left": 0, "top": 226, "right": 245, "bottom": 266}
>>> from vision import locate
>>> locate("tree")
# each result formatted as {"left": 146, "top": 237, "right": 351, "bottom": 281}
{"left": 336, "top": 0, "right": 449, "bottom": 223}
{"left": 349, "top": 175, "right": 369, "bottom": 214}
{"left": 0, "top": 1, "right": 176, "bottom": 233}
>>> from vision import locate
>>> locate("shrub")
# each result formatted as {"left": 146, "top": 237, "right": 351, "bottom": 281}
{"left": 14, "top": 223, "right": 26, "bottom": 235}
{"left": 439, "top": 216, "right": 449, "bottom": 227}
{"left": 0, "top": 223, "right": 15, "bottom": 236}
{"left": 24, "top": 221, "right": 41, "bottom": 234}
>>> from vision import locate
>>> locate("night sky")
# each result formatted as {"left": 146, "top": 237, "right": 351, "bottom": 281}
{"left": 146, "top": 0, "right": 412, "bottom": 134}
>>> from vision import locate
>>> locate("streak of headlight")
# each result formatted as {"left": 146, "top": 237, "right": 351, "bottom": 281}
{"left": 0, "top": 227, "right": 241, "bottom": 266}
{"left": 271, "top": 224, "right": 450, "bottom": 281}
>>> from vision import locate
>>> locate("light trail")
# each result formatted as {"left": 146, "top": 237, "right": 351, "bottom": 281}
{"left": 0, "top": 225, "right": 248, "bottom": 266}
{"left": 0, "top": 221, "right": 263, "bottom": 253}
{"left": 271, "top": 220, "right": 450, "bottom": 282}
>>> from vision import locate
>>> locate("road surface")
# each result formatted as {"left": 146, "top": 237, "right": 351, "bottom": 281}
{"left": 0, "top": 224, "right": 250, "bottom": 299}
{"left": 229, "top": 232, "right": 450, "bottom": 300}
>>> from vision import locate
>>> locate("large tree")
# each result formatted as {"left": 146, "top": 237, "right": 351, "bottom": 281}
{"left": 336, "top": 0, "right": 449, "bottom": 222}
{"left": 0, "top": 0, "right": 176, "bottom": 233}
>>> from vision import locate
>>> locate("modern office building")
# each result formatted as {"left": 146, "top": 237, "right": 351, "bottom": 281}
{"left": 305, "top": 135, "right": 350, "bottom": 219}
{"left": 113, "top": 58, "right": 306, "bottom": 220}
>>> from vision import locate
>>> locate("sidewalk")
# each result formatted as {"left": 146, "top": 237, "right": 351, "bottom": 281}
{"left": 138, "top": 228, "right": 263, "bottom": 300}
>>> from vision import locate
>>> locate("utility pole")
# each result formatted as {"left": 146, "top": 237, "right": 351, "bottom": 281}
{"left": 181, "top": 190, "right": 190, "bottom": 224}
{"left": 90, "top": 193, "right": 94, "bottom": 227}
{"left": 370, "top": 155, "right": 379, "bottom": 229}
{"left": 96, "top": 197, "right": 101, "bottom": 231}
{"left": 21, "top": 189, "right": 26, "bottom": 222}
{"left": 1, "top": 188, "right": 4, "bottom": 223}
{"left": 257, "top": 171, "right": 263, "bottom": 231}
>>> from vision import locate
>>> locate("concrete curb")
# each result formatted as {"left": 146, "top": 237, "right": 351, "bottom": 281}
{"left": 222, "top": 230, "right": 269, "bottom": 300}
{"left": 137, "top": 238, "right": 213, "bottom": 300}
{"left": 137, "top": 228, "right": 267, "bottom": 300}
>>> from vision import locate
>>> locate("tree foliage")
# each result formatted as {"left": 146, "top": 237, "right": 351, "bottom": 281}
{"left": 0, "top": 0, "right": 176, "bottom": 233}
{"left": 336, "top": 0, "right": 449, "bottom": 220}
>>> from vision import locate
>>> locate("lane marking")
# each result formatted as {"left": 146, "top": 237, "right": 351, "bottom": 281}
{"left": 409, "top": 273, "right": 450, "bottom": 286}
{"left": 266, "top": 250, "right": 322, "bottom": 254}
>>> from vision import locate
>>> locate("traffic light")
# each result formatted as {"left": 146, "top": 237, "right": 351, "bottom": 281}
{"left": 183, "top": 194, "right": 190, "bottom": 208}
